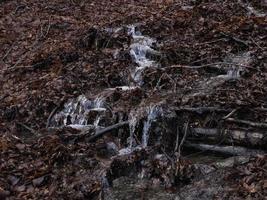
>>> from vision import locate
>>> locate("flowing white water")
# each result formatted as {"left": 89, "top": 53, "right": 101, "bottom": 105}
{"left": 142, "top": 105, "right": 162, "bottom": 147}
{"left": 128, "top": 25, "right": 159, "bottom": 86}
{"left": 51, "top": 95, "right": 106, "bottom": 128}
{"left": 118, "top": 111, "right": 139, "bottom": 155}
{"left": 118, "top": 105, "right": 162, "bottom": 155}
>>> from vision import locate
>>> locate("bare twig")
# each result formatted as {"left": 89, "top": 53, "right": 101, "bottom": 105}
{"left": 46, "top": 104, "right": 61, "bottom": 128}
{"left": 220, "top": 32, "right": 249, "bottom": 47}
{"left": 177, "top": 121, "right": 189, "bottom": 157}
{"left": 16, "top": 122, "right": 39, "bottom": 136}
{"left": 174, "top": 125, "right": 179, "bottom": 152}
{"left": 175, "top": 107, "right": 231, "bottom": 114}
{"left": 222, "top": 109, "right": 238, "bottom": 120}
{"left": 175, "top": 121, "right": 189, "bottom": 176}
{"left": 1, "top": 44, "right": 14, "bottom": 62}
{"left": 40, "top": 16, "right": 52, "bottom": 39}
{"left": 154, "top": 73, "right": 165, "bottom": 90}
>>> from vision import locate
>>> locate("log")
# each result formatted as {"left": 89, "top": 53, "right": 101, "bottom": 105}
{"left": 185, "top": 142, "right": 265, "bottom": 156}
{"left": 225, "top": 118, "right": 267, "bottom": 129}
{"left": 191, "top": 128, "right": 266, "bottom": 148}
{"left": 87, "top": 121, "right": 129, "bottom": 142}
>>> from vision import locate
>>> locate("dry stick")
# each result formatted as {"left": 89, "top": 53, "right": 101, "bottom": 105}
{"left": 175, "top": 107, "right": 231, "bottom": 114}
{"left": 174, "top": 125, "right": 180, "bottom": 153}
{"left": 164, "top": 61, "right": 256, "bottom": 72}
{"left": 250, "top": 37, "right": 264, "bottom": 51}
{"left": 177, "top": 122, "right": 189, "bottom": 157}
{"left": 87, "top": 121, "right": 129, "bottom": 142}
{"left": 184, "top": 136, "right": 228, "bottom": 158}
{"left": 195, "top": 38, "right": 226, "bottom": 46}
{"left": 222, "top": 109, "right": 238, "bottom": 120}
{"left": 175, "top": 121, "right": 189, "bottom": 176}
{"left": 16, "top": 122, "right": 39, "bottom": 136}
{"left": 46, "top": 105, "right": 61, "bottom": 128}
{"left": 1, "top": 44, "right": 14, "bottom": 62}
{"left": 154, "top": 73, "right": 165, "bottom": 91}
{"left": 185, "top": 142, "right": 265, "bottom": 156}
{"left": 220, "top": 32, "right": 249, "bottom": 47}
{"left": 40, "top": 16, "right": 52, "bottom": 39}
{"left": 225, "top": 118, "right": 267, "bottom": 129}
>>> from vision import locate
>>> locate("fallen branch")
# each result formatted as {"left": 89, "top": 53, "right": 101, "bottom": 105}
{"left": 175, "top": 107, "right": 231, "bottom": 114}
{"left": 220, "top": 32, "right": 249, "bottom": 47}
{"left": 166, "top": 62, "right": 249, "bottom": 71}
{"left": 225, "top": 118, "right": 267, "bottom": 129}
{"left": 185, "top": 142, "right": 265, "bottom": 156}
{"left": 87, "top": 121, "right": 129, "bottom": 142}
{"left": 191, "top": 128, "right": 266, "bottom": 147}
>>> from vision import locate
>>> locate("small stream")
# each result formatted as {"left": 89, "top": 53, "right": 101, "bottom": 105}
{"left": 49, "top": 24, "right": 252, "bottom": 199}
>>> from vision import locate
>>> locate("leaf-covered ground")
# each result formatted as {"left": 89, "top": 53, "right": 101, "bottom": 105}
{"left": 0, "top": 0, "right": 266, "bottom": 199}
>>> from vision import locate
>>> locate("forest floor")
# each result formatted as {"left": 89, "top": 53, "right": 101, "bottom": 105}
{"left": 0, "top": 0, "right": 267, "bottom": 199}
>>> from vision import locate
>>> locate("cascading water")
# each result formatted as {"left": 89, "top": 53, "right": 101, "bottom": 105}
{"left": 141, "top": 105, "right": 162, "bottom": 147}
{"left": 52, "top": 25, "right": 163, "bottom": 155}
{"left": 51, "top": 95, "right": 106, "bottom": 128}
{"left": 128, "top": 25, "right": 159, "bottom": 86}
{"left": 118, "top": 111, "right": 138, "bottom": 155}
{"left": 118, "top": 105, "right": 162, "bottom": 155}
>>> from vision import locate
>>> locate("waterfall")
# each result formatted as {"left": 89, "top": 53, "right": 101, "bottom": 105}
{"left": 142, "top": 105, "right": 162, "bottom": 147}
{"left": 128, "top": 25, "right": 159, "bottom": 85}
{"left": 51, "top": 95, "right": 106, "bottom": 128}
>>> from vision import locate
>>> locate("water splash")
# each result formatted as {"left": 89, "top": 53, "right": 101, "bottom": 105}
{"left": 128, "top": 25, "right": 159, "bottom": 85}
{"left": 51, "top": 95, "right": 106, "bottom": 128}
